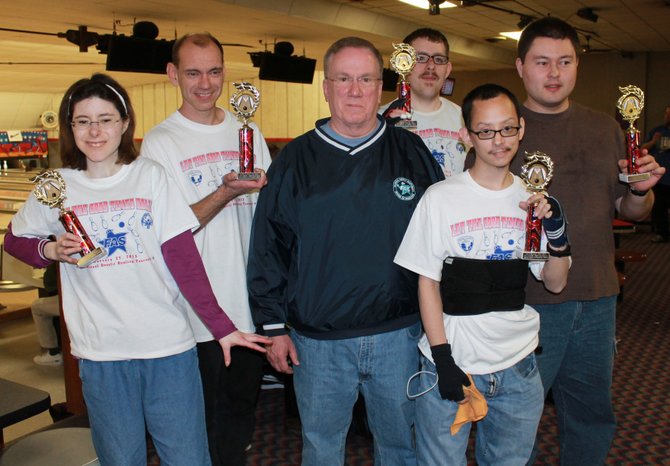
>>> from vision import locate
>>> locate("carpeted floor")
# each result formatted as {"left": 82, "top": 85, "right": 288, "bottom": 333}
{"left": 243, "top": 227, "right": 670, "bottom": 466}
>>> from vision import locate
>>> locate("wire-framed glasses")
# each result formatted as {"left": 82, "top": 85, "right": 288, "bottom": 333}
{"left": 71, "top": 118, "right": 121, "bottom": 131}
{"left": 326, "top": 75, "right": 382, "bottom": 88}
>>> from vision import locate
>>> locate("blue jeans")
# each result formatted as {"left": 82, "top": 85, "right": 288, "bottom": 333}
{"left": 291, "top": 322, "right": 422, "bottom": 466}
{"left": 415, "top": 352, "right": 543, "bottom": 466}
{"left": 530, "top": 296, "right": 617, "bottom": 465}
{"left": 79, "top": 348, "right": 211, "bottom": 466}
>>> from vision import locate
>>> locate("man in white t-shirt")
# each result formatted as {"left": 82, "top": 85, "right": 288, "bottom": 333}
{"left": 380, "top": 28, "right": 467, "bottom": 177}
{"left": 141, "top": 33, "right": 270, "bottom": 466}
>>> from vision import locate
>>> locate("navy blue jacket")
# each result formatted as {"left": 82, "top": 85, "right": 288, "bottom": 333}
{"left": 248, "top": 117, "right": 444, "bottom": 339}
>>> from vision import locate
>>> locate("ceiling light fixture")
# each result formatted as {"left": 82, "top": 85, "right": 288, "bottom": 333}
{"left": 577, "top": 7, "right": 599, "bottom": 23}
{"left": 500, "top": 31, "right": 522, "bottom": 41}
{"left": 398, "top": 0, "right": 457, "bottom": 12}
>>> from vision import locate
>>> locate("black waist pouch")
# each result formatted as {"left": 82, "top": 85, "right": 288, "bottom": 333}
{"left": 440, "top": 257, "right": 528, "bottom": 316}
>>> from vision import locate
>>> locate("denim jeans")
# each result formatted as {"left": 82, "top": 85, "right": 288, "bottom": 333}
{"left": 530, "top": 296, "right": 617, "bottom": 465}
{"left": 291, "top": 322, "right": 422, "bottom": 466}
{"left": 79, "top": 348, "right": 211, "bottom": 466}
{"left": 414, "top": 352, "right": 543, "bottom": 466}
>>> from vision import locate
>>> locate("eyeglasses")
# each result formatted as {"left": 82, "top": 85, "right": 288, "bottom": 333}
{"left": 416, "top": 53, "right": 449, "bottom": 65}
{"left": 71, "top": 118, "right": 121, "bottom": 131}
{"left": 326, "top": 76, "right": 382, "bottom": 88}
{"left": 468, "top": 125, "right": 521, "bottom": 140}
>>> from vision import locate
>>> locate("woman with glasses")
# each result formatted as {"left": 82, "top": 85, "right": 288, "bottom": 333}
{"left": 4, "top": 73, "right": 270, "bottom": 466}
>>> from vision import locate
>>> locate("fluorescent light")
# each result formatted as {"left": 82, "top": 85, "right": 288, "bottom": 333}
{"left": 500, "top": 31, "right": 522, "bottom": 41}
{"left": 398, "top": 0, "right": 457, "bottom": 9}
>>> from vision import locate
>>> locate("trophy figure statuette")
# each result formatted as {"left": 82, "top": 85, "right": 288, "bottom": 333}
{"left": 617, "top": 85, "right": 650, "bottom": 183}
{"left": 230, "top": 82, "right": 261, "bottom": 181}
{"left": 33, "top": 170, "right": 106, "bottom": 267}
{"left": 518, "top": 151, "right": 554, "bottom": 261}
{"left": 389, "top": 43, "right": 417, "bottom": 131}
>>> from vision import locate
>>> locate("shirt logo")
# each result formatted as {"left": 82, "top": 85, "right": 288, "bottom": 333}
{"left": 393, "top": 177, "right": 416, "bottom": 201}
{"left": 101, "top": 229, "right": 127, "bottom": 256}
{"left": 141, "top": 213, "right": 153, "bottom": 229}
{"left": 459, "top": 236, "right": 474, "bottom": 252}
{"left": 189, "top": 170, "right": 203, "bottom": 186}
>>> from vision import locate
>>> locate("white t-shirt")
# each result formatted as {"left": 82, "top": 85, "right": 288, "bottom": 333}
{"left": 11, "top": 158, "right": 199, "bottom": 361}
{"left": 142, "top": 109, "right": 271, "bottom": 339}
{"left": 394, "top": 171, "right": 541, "bottom": 374}
{"left": 380, "top": 97, "right": 467, "bottom": 178}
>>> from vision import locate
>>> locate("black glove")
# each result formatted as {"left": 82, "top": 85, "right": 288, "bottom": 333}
{"left": 542, "top": 196, "right": 569, "bottom": 248}
{"left": 381, "top": 98, "right": 407, "bottom": 126}
{"left": 431, "top": 343, "right": 470, "bottom": 402}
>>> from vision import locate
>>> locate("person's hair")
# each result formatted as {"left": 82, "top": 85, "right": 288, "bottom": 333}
{"left": 517, "top": 17, "right": 580, "bottom": 62}
{"left": 172, "top": 32, "right": 224, "bottom": 67}
{"left": 58, "top": 73, "right": 137, "bottom": 170}
{"left": 323, "top": 37, "right": 383, "bottom": 77}
{"left": 461, "top": 83, "right": 521, "bottom": 128}
{"left": 403, "top": 28, "right": 450, "bottom": 57}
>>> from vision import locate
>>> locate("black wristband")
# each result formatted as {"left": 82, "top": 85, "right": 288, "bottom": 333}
{"left": 629, "top": 187, "right": 649, "bottom": 197}
{"left": 547, "top": 243, "right": 571, "bottom": 257}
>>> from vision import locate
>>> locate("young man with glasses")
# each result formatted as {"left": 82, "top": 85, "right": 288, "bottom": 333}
{"left": 248, "top": 37, "right": 443, "bottom": 465}
{"left": 381, "top": 28, "right": 467, "bottom": 178}
{"left": 395, "top": 83, "right": 570, "bottom": 465}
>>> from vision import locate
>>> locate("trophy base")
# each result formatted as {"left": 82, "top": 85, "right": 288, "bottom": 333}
{"left": 237, "top": 171, "right": 261, "bottom": 181}
{"left": 518, "top": 250, "right": 550, "bottom": 261}
{"left": 619, "top": 172, "right": 650, "bottom": 183}
{"left": 395, "top": 120, "right": 418, "bottom": 132}
{"left": 77, "top": 247, "right": 106, "bottom": 268}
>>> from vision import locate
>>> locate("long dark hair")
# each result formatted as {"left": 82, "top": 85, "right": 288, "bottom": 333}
{"left": 58, "top": 73, "right": 137, "bottom": 170}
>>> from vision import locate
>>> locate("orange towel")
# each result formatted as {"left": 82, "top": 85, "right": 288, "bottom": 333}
{"left": 451, "top": 374, "right": 488, "bottom": 435}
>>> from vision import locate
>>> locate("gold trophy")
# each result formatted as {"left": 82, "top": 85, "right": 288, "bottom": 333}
{"left": 617, "top": 85, "right": 650, "bottom": 183}
{"left": 389, "top": 43, "right": 417, "bottom": 131}
{"left": 518, "top": 151, "right": 554, "bottom": 261}
{"left": 230, "top": 82, "right": 261, "bottom": 180}
{"left": 33, "top": 170, "right": 106, "bottom": 267}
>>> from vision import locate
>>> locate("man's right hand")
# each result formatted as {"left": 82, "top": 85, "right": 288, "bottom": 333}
{"left": 266, "top": 334, "right": 300, "bottom": 374}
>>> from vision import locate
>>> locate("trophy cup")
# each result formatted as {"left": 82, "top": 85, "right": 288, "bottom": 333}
{"left": 33, "top": 170, "right": 106, "bottom": 267}
{"left": 617, "top": 85, "right": 650, "bottom": 183}
{"left": 230, "top": 82, "right": 261, "bottom": 181}
{"left": 518, "top": 151, "right": 554, "bottom": 261}
{"left": 389, "top": 43, "right": 417, "bottom": 131}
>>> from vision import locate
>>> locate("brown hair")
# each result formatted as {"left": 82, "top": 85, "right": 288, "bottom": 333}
{"left": 403, "top": 28, "right": 450, "bottom": 57}
{"left": 58, "top": 73, "right": 137, "bottom": 170}
{"left": 172, "top": 33, "right": 224, "bottom": 67}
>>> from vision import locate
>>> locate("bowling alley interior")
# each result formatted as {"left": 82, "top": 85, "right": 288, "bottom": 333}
{"left": 0, "top": 1, "right": 669, "bottom": 464}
